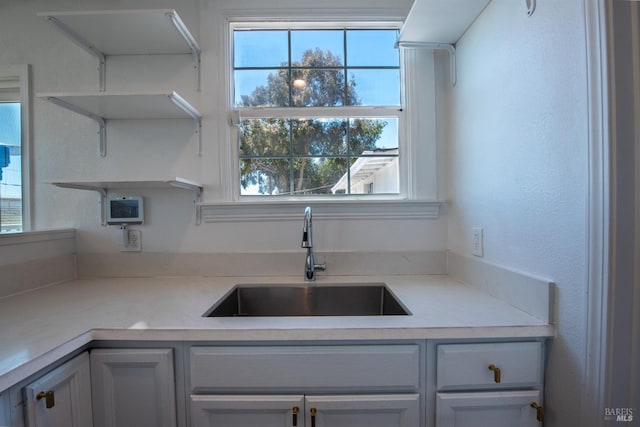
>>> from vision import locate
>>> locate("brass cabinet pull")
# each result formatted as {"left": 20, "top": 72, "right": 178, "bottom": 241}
{"left": 488, "top": 364, "right": 501, "bottom": 383}
{"left": 310, "top": 407, "right": 317, "bottom": 427}
{"left": 530, "top": 402, "right": 544, "bottom": 422}
{"left": 36, "top": 390, "right": 55, "bottom": 409}
{"left": 292, "top": 406, "right": 299, "bottom": 426}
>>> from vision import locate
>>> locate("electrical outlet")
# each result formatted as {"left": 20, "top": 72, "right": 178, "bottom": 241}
{"left": 121, "top": 229, "right": 142, "bottom": 252}
{"left": 472, "top": 227, "right": 484, "bottom": 257}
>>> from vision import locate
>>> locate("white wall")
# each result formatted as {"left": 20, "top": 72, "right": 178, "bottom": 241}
{"left": 0, "top": 229, "right": 76, "bottom": 296}
{"left": 0, "top": 0, "right": 449, "bottom": 272}
{"left": 443, "top": 1, "right": 588, "bottom": 426}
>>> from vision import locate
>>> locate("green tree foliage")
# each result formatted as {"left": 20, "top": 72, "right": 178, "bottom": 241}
{"left": 239, "top": 48, "right": 387, "bottom": 195}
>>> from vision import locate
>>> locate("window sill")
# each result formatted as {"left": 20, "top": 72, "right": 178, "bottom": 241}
{"left": 198, "top": 199, "right": 443, "bottom": 222}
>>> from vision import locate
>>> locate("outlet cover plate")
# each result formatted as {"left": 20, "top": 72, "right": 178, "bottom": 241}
{"left": 472, "top": 227, "right": 483, "bottom": 257}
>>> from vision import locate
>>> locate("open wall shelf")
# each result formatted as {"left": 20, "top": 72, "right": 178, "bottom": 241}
{"left": 397, "top": 0, "right": 492, "bottom": 85}
{"left": 52, "top": 178, "right": 203, "bottom": 225}
{"left": 38, "top": 9, "right": 201, "bottom": 91}
{"left": 38, "top": 91, "right": 202, "bottom": 157}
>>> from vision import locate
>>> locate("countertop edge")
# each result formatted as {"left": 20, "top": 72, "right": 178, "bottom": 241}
{"left": 0, "top": 324, "right": 554, "bottom": 392}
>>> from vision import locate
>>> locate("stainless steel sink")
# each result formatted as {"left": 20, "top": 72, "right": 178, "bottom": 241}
{"left": 203, "top": 283, "right": 410, "bottom": 317}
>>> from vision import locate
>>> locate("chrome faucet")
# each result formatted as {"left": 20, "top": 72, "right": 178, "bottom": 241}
{"left": 302, "top": 206, "right": 326, "bottom": 281}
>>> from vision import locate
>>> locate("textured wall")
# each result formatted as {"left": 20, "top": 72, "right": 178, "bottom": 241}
{"left": 443, "top": 0, "right": 589, "bottom": 425}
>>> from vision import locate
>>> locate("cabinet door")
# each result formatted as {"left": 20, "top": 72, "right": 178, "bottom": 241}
{"left": 190, "top": 395, "right": 304, "bottom": 427}
{"left": 436, "top": 390, "right": 541, "bottom": 427}
{"left": 0, "top": 389, "right": 9, "bottom": 427}
{"left": 23, "top": 352, "right": 93, "bottom": 427}
{"left": 91, "top": 349, "right": 176, "bottom": 427}
{"left": 306, "top": 394, "right": 419, "bottom": 427}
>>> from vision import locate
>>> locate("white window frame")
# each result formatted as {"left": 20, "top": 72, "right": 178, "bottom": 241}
{"left": 0, "top": 65, "right": 31, "bottom": 232}
{"left": 202, "top": 11, "right": 441, "bottom": 221}
{"left": 230, "top": 22, "right": 405, "bottom": 199}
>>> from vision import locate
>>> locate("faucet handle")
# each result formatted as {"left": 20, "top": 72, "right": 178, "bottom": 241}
{"left": 314, "top": 256, "right": 327, "bottom": 272}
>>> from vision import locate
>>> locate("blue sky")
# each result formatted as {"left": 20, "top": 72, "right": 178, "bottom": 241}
{"left": 234, "top": 28, "right": 400, "bottom": 107}
{"left": 0, "top": 103, "right": 20, "bottom": 146}
{"left": 0, "top": 103, "right": 22, "bottom": 200}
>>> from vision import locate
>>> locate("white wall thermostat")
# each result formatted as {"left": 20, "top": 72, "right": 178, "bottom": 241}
{"left": 106, "top": 195, "right": 144, "bottom": 225}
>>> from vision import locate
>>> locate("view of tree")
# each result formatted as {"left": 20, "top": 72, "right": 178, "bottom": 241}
{"left": 238, "top": 48, "right": 388, "bottom": 195}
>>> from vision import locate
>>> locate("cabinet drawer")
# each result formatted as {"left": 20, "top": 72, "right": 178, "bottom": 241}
{"left": 437, "top": 342, "right": 542, "bottom": 391}
{"left": 190, "top": 345, "right": 419, "bottom": 392}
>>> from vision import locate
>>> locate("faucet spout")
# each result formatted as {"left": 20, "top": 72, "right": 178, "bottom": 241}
{"left": 302, "top": 206, "right": 312, "bottom": 248}
{"left": 301, "top": 206, "right": 326, "bottom": 281}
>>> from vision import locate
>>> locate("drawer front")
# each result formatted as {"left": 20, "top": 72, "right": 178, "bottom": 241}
{"left": 190, "top": 345, "right": 419, "bottom": 392}
{"left": 437, "top": 342, "right": 542, "bottom": 391}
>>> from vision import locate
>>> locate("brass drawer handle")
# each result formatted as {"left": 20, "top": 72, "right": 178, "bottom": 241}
{"left": 531, "top": 402, "right": 544, "bottom": 422}
{"left": 36, "top": 390, "right": 55, "bottom": 409}
{"left": 292, "top": 406, "right": 299, "bottom": 426}
{"left": 310, "top": 407, "right": 317, "bottom": 427}
{"left": 488, "top": 364, "right": 501, "bottom": 383}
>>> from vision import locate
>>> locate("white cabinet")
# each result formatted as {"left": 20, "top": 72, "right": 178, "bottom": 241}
{"left": 190, "top": 345, "right": 420, "bottom": 392}
{"left": 436, "top": 390, "right": 541, "bottom": 427}
{"left": 189, "top": 345, "right": 422, "bottom": 427}
{"left": 90, "top": 348, "right": 177, "bottom": 427}
{"left": 23, "top": 352, "right": 93, "bottom": 427}
{"left": 190, "top": 394, "right": 419, "bottom": 427}
{"left": 434, "top": 342, "right": 544, "bottom": 427}
{"left": 191, "top": 395, "right": 304, "bottom": 427}
{"left": 0, "top": 389, "right": 9, "bottom": 427}
{"left": 306, "top": 394, "right": 419, "bottom": 427}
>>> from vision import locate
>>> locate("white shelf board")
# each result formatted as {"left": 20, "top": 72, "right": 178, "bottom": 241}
{"left": 398, "top": 0, "right": 491, "bottom": 44}
{"left": 52, "top": 177, "right": 202, "bottom": 193}
{"left": 37, "top": 9, "right": 199, "bottom": 55}
{"left": 38, "top": 91, "right": 201, "bottom": 120}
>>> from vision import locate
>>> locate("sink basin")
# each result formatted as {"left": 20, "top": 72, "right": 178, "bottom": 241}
{"left": 203, "top": 283, "right": 410, "bottom": 317}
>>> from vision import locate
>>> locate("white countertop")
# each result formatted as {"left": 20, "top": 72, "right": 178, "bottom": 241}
{"left": 0, "top": 275, "right": 553, "bottom": 391}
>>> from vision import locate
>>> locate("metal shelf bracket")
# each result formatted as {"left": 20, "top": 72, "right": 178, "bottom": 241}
{"left": 43, "top": 96, "right": 107, "bottom": 157}
{"left": 45, "top": 15, "right": 107, "bottom": 92}
{"left": 166, "top": 179, "right": 203, "bottom": 225}
{"left": 52, "top": 182, "right": 108, "bottom": 226}
{"left": 168, "top": 92, "right": 203, "bottom": 156}
{"left": 166, "top": 11, "right": 201, "bottom": 92}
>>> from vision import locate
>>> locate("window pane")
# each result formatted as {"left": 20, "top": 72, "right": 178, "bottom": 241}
{"left": 291, "top": 69, "right": 346, "bottom": 107}
{"left": 349, "top": 69, "right": 400, "bottom": 106}
{"left": 348, "top": 118, "right": 398, "bottom": 153}
{"left": 240, "top": 118, "right": 290, "bottom": 156}
{"left": 234, "top": 30, "right": 288, "bottom": 67}
{"left": 291, "top": 118, "right": 347, "bottom": 155}
{"left": 240, "top": 158, "right": 291, "bottom": 195}
{"left": 295, "top": 157, "right": 348, "bottom": 195}
{"left": 0, "top": 102, "right": 22, "bottom": 232}
{"left": 235, "top": 69, "right": 290, "bottom": 107}
{"left": 291, "top": 30, "right": 344, "bottom": 65}
{"left": 347, "top": 29, "right": 399, "bottom": 67}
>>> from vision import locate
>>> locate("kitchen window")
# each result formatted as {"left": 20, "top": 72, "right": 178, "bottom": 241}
{"left": 231, "top": 24, "right": 403, "bottom": 197}
{"left": 0, "top": 65, "right": 30, "bottom": 233}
